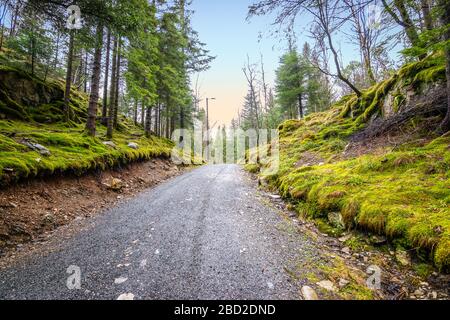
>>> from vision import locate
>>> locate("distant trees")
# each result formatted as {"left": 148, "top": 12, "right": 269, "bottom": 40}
{"left": 7, "top": 11, "right": 53, "bottom": 77}
{"left": 236, "top": 41, "right": 333, "bottom": 131}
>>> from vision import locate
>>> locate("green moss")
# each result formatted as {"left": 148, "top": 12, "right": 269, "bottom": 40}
{"left": 0, "top": 119, "right": 174, "bottom": 185}
{"left": 414, "top": 263, "right": 435, "bottom": 278}
{"left": 259, "top": 109, "right": 450, "bottom": 269}
{"left": 244, "top": 163, "right": 260, "bottom": 173}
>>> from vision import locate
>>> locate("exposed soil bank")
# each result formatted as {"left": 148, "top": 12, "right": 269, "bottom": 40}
{"left": 0, "top": 158, "right": 185, "bottom": 257}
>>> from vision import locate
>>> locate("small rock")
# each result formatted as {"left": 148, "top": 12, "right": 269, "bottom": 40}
{"left": 114, "top": 277, "right": 128, "bottom": 284}
{"left": 103, "top": 141, "right": 117, "bottom": 149}
{"left": 117, "top": 293, "right": 135, "bottom": 300}
{"left": 107, "top": 178, "right": 123, "bottom": 191}
{"left": 341, "top": 247, "right": 351, "bottom": 255}
{"left": 338, "top": 278, "right": 350, "bottom": 288}
{"left": 301, "top": 286, "right": 319, "bottom": 300}
{"left": 369, "top": 235, "right": 387, "bottom": 245}
{"left": 269, "top": 194, "right": 281, "bottom": 200}
{"left": 430, "top": 291, "right": 438, "bottom": 299}
{"left": 21, "top": 140, "right": 51, "bottom": 156}
{"left": 127, "top": 142, "right": 139, "bottom": 150}
{"left": 395, "top": 250, "right": 411, "bottom": 266}
{"left": 328, "top": 212, "right": 345, "bottom": 229}
{"left": 316, "top": 280, "right": 337, "bottom": 292}
{"left": 413, "top": 289, "right": 425, "bottom": 296}
{"left": 338, "top": 234, "right": 352, "bottom": 242}
{"left": 42, "top": 213, "right": 55, "bottom": 225}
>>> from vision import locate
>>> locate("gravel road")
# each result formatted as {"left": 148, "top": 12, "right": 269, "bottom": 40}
{"left": 0, "top": 165, "right": 317, "bottom": 300}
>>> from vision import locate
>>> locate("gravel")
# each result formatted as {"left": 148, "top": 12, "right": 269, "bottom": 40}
{"left": 0, "top": 165, "right": 316, "bottom": 300}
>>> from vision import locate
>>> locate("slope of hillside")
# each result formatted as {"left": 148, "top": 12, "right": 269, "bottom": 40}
{"left": 253, "top": 55, "right": 450, "bottom": 270}
{"left": 0, "top": 64, "right": 174, "bottom": 186}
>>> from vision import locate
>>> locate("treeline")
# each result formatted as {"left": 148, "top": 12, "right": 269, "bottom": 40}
{"left": 236, "top": 0, "right": 449, "bottom": 132}
{"left": 0, "top": 0, "right": 213, "bottom": 138}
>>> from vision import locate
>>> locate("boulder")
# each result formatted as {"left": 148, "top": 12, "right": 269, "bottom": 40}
{"left": 21, "top": 139, "right": 51, "bottom": 156}
{"left": 103, "top": 141, "right": 117, "bottom": 149}
{"left": 127, "top": 142, "right": 139, "bottom": 150}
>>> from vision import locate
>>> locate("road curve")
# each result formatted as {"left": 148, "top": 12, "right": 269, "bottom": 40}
{"left": 0, "top": 165, "right": 313, "bottom": 300}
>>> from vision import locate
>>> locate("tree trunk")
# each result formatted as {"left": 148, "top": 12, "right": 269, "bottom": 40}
{"left": 0, "top": 2, "right": 6, "bottom": 45}
{"left": 141, "top": 77, "right": 147, "bottom": 127}
{"left": 85, "top": 24, "right": 104, "bottom": 137}
{"left": 439, "top": 0, "right": 450, "bottom": 132}
{"left": 133, "top": 99, "right": 138, "bottom": 125}
{"left": 64, "top": 30, "right": 75, "bottom": 122}
{"left": 180, "top": 107, "right": 185, "bottom": 130}
{"left": 382, "top": 0, "right": 420, "bottom": 47}
{"left": 31, "top": 34, "right": 36, "bottom": 76}
{"left": 52, "top": 31, "right": 60, "bottom": 71}
{"left": 141, "top": 99, "right": 145, "bottom": 126}
{"left": 106, "top": 36, "right": 118, "bottom": 139}
{"left": 0, "top": 24, "right": 4, "bottom": 51}
{"left": 394, "top": 0, "right": 420, "bottom": 46}
{"left": 298, "top": 93, "right": 304, "bottom": 119}
{"left": 84, "top": 50, "right": 88, "bottom": 93}
{"left": 165, "top": 109, "right": 170, "bottom": 139}
{"left": 318, "top": 4, "right": 361, "bottom": 97}
{"left": 170, "top": 115, "right": 175, "bottom": 138}
{"left": 10, "top": 3, "right": 19, "bottom": 38}
{"left": 113, "top": 38, "right": 121, "bottom": 128}
{"left": 145, "top": 106, "right": 152, "bottom": 137}
{"left": 102, "top": 29, "right": 111, "bottom": 124}
{"left": 420, "top": 0, "right": 433, "bottom": 31}
{"left": 156, "top": 103, "right": 161, "bottom": 136}
{"left": 326, "top": 30, "right": 361, "bottom": 96}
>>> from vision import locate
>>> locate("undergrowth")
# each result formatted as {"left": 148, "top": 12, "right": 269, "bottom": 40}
{"left": 0, "top": 60, "right": 174, "bottom": 185}
{"left": 0, "top": 120, "right": 173, "bottom": 185}
{"left": 252, "top": 54, "right": 450, "bottom": 270}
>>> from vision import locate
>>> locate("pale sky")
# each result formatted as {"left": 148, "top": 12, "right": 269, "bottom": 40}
{"left": 190, "top": 0, "right": 284, "bottom": 126}
{"left": 190, "top": 0, "right": 403, "bottom": 126}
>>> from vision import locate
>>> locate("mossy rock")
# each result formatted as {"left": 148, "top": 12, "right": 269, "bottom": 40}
{"left": 0, "top": 66, "right": 88, "bottom": 123}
